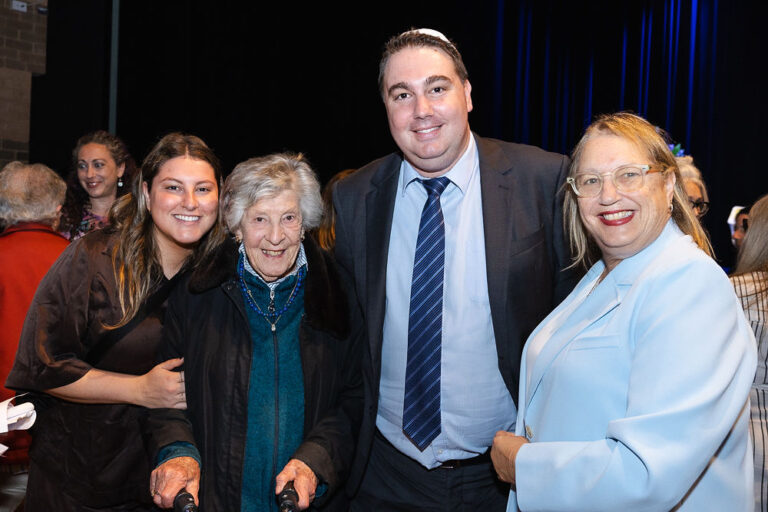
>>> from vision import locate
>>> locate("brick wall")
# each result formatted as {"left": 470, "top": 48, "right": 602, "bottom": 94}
{"left": 0, "top": 0, "right": 47, "bottom": 168}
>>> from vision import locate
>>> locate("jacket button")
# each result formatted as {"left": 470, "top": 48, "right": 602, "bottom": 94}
{"left": 525, "top": 425, "right": 533, "bottom": 440}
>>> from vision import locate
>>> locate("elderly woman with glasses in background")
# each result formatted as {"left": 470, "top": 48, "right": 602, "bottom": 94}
{"left": 677, "top": 154, "right": 710, "bottom": 219}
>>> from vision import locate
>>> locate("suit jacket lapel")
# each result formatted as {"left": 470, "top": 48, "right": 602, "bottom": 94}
{"left": 365, "top": 155, "right": 402, "bottom": 378}
{"left": 525, "top": 267, "right": 621, "bottom": 407}
{"left": 477, "top": 135, "right": 516, "bottom": 341}
{"left": 522, "top": 222, "right": 683, "bottom": 408}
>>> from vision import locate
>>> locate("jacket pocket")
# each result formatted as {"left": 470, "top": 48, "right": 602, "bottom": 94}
{"left": 508, "top": 226, "right": 545, "bottom": 258}
{"left": 568, "top": 334, "right": 621, "bottom": 351}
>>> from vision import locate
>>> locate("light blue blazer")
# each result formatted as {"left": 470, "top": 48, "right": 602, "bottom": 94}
{"left": 507, "top": 221, "right": 757, "bottom": 511}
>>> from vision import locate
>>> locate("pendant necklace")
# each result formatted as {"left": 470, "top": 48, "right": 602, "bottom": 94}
{"left": 238, "top": 258, "right": 305, "bottom": 332}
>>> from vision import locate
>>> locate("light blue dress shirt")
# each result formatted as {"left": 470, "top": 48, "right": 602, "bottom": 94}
{"left": 377, "top": 135, "right": 517, "bottom": 468}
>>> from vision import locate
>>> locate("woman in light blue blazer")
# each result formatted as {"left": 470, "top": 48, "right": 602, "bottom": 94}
{"left": 491, "top": 112, "right": 756, "bottom": 511}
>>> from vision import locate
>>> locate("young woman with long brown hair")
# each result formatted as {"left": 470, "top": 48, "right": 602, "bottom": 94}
{"left": 7, "top": 133, "right": 226, "bottom": 511}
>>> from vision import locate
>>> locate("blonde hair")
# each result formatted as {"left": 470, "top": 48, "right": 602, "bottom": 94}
{"left": 677, "top": 155, "right": 709, "bottom": 203}
{"left": 564, "top": 112, "right": 712, "bottom": 269}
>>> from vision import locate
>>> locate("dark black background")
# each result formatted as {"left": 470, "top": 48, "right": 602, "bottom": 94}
{"left": 29, "top": 0, "right": 767, "bottom": 267}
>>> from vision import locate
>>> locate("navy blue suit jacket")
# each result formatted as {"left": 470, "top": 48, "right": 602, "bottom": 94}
{"left": 333, "top": 134, "right": 579, "bottom": 493}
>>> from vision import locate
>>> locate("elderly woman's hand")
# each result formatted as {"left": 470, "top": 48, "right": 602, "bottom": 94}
{"left": 491, "top": 430, "right": 529, "bottom": 487}
{"left": 150, "top": 456, "right": 199, "bottom": 509}
{"left": 136, "top": 358, "right": 187, "bottom": 409}
{"left": 275, "top": 458, "right": 318, "bottom": 510}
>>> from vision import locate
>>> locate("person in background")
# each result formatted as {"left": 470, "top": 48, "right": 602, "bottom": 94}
{"left": 677, "top": 155, "right": 709, "bottom": 219}
{"left": 334, "top": 28, "right": 577, "bottom": 510}
{"left": 148, "top": 153, "right": 362, "bottom": 511}
{"left": 730, "top": 193, "right": 768, "bottom": 511}
{"left": 492, "top": 112, "right": 755, "bottom": 511}
{"left": 59, "top": 130, "right": 137, "bottom": 240}
{"left": 0, "top": 162, "right": 69, "bottom": 512}
{"left": 315, "top": 168, "right": 356, "bottom": 251}
{"left": 731, "top": 205, "right": 751, "bottom": 251}
{"left": 6, "top": 133, "right": 224, "bottom": 511}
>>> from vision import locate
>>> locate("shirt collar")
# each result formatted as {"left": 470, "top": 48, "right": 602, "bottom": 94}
{"left": 239, "top": 241, "right": 308, "bottom": 290}
{"left": 400, "top": 133, "right": 478, "bottom": 197}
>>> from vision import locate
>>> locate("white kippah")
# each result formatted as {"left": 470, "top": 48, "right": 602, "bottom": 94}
{"left": 408, "top": 28, "right": 452, "bottom": 44}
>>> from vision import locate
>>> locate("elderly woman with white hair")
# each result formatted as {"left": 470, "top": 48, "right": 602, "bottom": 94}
{"left": 677, "top": 155, "right": 710, "bottom": 219}
{"left": 148, "top": 153, "right": 362, "bottom": 512}
{"left": 0, "top": 162, "right": 68, "bottom": 509}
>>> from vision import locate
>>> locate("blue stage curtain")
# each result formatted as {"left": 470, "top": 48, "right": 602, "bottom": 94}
{"left": 487, "top": 0, "right": 742, "bottom": 261}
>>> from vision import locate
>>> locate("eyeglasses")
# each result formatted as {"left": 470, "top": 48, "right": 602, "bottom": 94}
{"left": 689, "top": 199, "right": 710, "bottom": 216}
{"left": 567, "top": 165, "right": 664, "bottom": 197}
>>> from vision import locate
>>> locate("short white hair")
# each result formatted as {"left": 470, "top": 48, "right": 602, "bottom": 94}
{"left": 0, "top": 161, "right": 66, "bottom": 226}
{"left": 677, "top": 155, "right": 709, "bottom": 203}
{"left": 221, "top": 153, "right": 323, "bottom": 233}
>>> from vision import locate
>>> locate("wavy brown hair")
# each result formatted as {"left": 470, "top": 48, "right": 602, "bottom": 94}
{"left": 107, "top": 133, "right": 226, "bottom": 327}
{"left": 60, "top": 131, "right": 137, "bottom": 239}
{"left": 564, "top": 112, "right": 712, "bottom": 269}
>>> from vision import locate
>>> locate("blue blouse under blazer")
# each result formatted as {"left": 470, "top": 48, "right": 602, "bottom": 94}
{"left": 507, "top": 221, "right": 757, "bottom": 511}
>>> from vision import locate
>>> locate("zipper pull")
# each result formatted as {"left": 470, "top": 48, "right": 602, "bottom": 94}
{"left": 268, "top": 288, "right": 276, "bottom": 314}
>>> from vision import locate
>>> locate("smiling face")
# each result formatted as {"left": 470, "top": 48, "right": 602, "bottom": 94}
{"left": 143, "top": 156, "right": 218, "bottom": 255}
{"left": 576, "top": 134, "right": 675, "bottom": 271}
{"left": 382, "top": 46, "right": 473, "bottom": 177}
{"left": 236, "top": 189, "right": 304, "bottom": 282}
{"left": 76, "top": 143, "right": 125, "bottom": 200}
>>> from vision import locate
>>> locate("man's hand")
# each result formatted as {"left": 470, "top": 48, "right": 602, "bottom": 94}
{"left": 275, "top": 458, "right": 318, "bottom": 510}
{"left": 491, "top": 430, "right": 529, "bottom": 487}
{"left": 150, "top": 456, "right": 199, "bottom": 509}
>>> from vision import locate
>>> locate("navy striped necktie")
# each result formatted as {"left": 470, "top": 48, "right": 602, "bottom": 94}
{"left": 403, "top": 176, "right": 450, "bottom": 451}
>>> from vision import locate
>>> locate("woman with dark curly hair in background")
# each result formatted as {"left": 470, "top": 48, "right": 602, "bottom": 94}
{"left": 59, "top": 130, "right": 137, "bottom": 240}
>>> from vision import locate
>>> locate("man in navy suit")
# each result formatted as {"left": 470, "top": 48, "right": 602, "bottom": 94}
{"left": 334, "top": 28, "right": 579, "bottom": 510}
